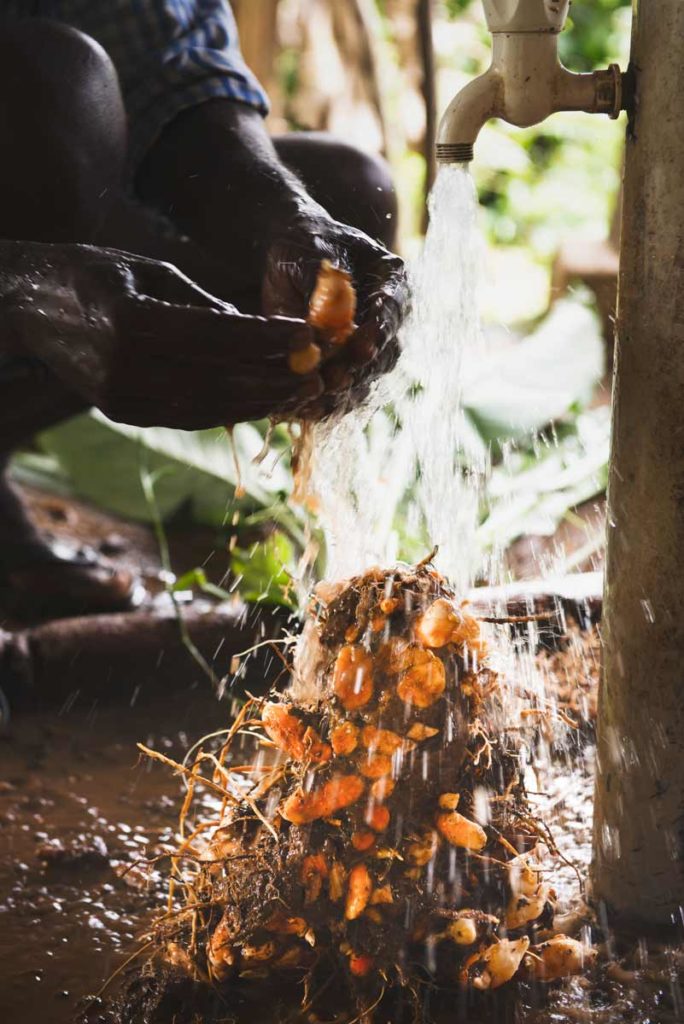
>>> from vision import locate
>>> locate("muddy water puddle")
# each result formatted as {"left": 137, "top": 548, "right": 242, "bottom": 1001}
{"left": 0, "top": 694, "right": 225, "bottom": 1024}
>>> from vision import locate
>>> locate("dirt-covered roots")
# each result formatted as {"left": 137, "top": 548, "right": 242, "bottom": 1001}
{"left": 144, "top": 563, "right": 595, "bottom": 1018}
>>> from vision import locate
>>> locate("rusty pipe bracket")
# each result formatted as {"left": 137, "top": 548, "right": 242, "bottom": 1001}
{"left": 597, "top": 63, "right": 625, "bottom": 119}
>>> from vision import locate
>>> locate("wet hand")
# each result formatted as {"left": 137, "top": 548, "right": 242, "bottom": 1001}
{"left": 8, "top": 245, "right": 325, "bottom": 430}
{"left": 261, "top": 214, "right": 409, "bottom": 416}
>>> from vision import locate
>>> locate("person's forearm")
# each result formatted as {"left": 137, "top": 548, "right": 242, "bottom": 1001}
{"left": 136, "top": 100, "right": 331, "bottom": 287}
{"left": 0, "top": 248, "right": 87, "bottom": 447}
{"left": 0, "top": 240, "right": 56, "bottom": 355}
{"left": 0, "top": 240, "right": 115, "bottom": 400}
{"left": 93, "top": 194, "right": 234, "bottom": 301}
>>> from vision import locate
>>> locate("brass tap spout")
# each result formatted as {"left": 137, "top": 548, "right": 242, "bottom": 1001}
{"left": 437, "top": 0, "right": 623, "bottom": 164}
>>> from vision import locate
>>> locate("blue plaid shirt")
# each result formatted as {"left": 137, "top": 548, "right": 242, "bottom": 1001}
{"left": 8, "top": 1, "right": 269, "bottom": 167}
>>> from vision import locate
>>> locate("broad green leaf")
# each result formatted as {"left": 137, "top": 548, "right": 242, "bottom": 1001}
{"left": 463, "top": 299, "right": 604, "bottom": 444}
{"left": 37, "top": 411, "right": 291, "bottom": 526}
{"left": 172, "top": 567, "right": 233, "bottom": 602}
{"left": 10, "top": 451, "right": 74, "bottom": 498}
{"left": 477, "top": 407, "right": 610, "bottom": 549}
{"left": 230, "top": 532, "right": 297, "bottom": 608}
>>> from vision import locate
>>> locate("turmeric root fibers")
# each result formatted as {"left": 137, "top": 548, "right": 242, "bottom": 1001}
{"left": 149, "top": 563, "right": 594, "bottom": 1018}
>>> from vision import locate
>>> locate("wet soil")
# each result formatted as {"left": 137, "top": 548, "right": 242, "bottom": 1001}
{"left": 18, "top": 481, "right": 232, "bottom": 590}
{"left": 1, "top": 481, "right": 241, "bottom": 632}
{"left": 3, "top": 632, "right": 684, "bottom": 1024}
{"left": 0, "top": 692, "right": 227, "bottom": 1024}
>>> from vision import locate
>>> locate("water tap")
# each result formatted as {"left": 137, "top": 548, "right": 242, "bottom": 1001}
{"left": 437, "top": 0, "right": 624, "bottom": 163}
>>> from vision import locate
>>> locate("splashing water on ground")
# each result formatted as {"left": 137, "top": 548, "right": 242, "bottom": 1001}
{"left": 306, "top": 164, "right": 488, "bottom": 587}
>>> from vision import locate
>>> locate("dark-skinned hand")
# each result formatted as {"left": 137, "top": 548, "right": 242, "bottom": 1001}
{"left": 3, "top": 243, "right": 326, "bottom": 430}
{"left": 135, "top": 101, "right": 409, "bottom": 421}
{"left": 261, "top": 212, "right": 409, "bottom": 417}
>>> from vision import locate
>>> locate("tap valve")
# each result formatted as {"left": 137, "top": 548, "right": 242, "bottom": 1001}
{"left": 437, "top": 0, "right": 624, "bottom": 164}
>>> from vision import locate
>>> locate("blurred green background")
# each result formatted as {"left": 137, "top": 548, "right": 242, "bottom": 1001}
{"left": 394, "top": 0, "right": 631, "bottom": 320}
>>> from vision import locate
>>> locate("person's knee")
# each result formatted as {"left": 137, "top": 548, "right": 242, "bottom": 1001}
{"left": 333, "top": 142, "right": 398, "bottom": 246}
{"left": 275, "top": 133, "right": 398, "bottom": 249}
{"left": 0, "top": 19, "right": 126, "bottom": 240}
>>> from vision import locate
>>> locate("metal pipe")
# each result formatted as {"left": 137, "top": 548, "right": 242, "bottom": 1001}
{"left": 592, "top": 0, "right": 684, "bottom": 926}
{"left": 436, "top": 0, "right": 623, "bottom": 164}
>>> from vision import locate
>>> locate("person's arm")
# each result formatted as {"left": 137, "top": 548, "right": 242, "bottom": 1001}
{"left": 137, "top": 102, "right": 408, "bottom": 412}
{"left": 0, "top": 240, "right": 323, "bottom": 430}
{"left": 138, "top": 102, "right": 319, "bottom": 289}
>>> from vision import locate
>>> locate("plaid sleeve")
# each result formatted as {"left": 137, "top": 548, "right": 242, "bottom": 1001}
{"left": 28, "top": 0, "right": 270, "bottom": 169}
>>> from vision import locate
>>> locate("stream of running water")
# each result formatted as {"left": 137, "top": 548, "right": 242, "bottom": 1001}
{"left": 306, "top": 163, "right": 488, "bottom": 592}
{"left": 301, "top": 161, "right": 571, "bottom": 792}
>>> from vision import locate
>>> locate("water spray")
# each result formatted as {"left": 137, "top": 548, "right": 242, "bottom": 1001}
{"left": 436, "top": 0, "right": 624, "bottom": 165}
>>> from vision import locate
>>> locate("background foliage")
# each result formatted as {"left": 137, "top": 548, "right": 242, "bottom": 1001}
{"left": 422, "top": 1, "right": 631, "bottom": 319}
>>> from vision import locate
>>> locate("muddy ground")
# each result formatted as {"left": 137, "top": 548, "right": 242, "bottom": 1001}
{"left": 0, "top": 484, "right": 271, "bottom": 1024}
{"left": 0, "top": 695, "right": 224, "bottom": 1024}
{"left": 7, "top": 629, "right": 676, "bottom": 1024}
{"left": 0, "top": 682, "right": 594, "bottom": 1024}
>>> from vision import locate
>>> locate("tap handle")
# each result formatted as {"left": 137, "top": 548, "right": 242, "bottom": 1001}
{"left": 482, "top": 0, "right": 570, "bottom": 34}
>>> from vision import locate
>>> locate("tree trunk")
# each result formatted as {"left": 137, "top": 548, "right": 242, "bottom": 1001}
{"left": 591, "top": 0, "right": 684, "bottom": 924}
{"left": 417, "top": 0, "right": 437, "bottom": 225}
{"left": 231, "top": 0, "right": 281, "bottom": 108}
{"left": 289, "top": 0, "right": 387, "bottom": 155}
{"left": 331, "top": 0, "right": 387, "bottom": 154}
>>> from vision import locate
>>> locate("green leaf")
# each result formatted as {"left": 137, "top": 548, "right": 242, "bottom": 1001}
{"left": 477, "top": 406, "right": 610, "bottom": 549}
{"left": 172, "top": 567, "right": 233, "bottom": 602}
{"left": 462, "top": 298, "right": 604, "bottom": 444}
{"left": 37, "top": 411, "right": 291, "bottom": 526}
{"left": 10, "top": 451, "right": 74, "bottom": 498}
{"left": 230, "top": 532, "right": 297, "bottom": 609}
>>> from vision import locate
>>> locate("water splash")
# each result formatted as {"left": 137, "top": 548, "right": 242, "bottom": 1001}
{"left": 305, "top": 164, "right": 487, "bottom": 590}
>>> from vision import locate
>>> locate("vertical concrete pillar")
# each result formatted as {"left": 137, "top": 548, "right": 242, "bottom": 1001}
{"left": 592, "top": 1, "right": 684, "bottom": 923}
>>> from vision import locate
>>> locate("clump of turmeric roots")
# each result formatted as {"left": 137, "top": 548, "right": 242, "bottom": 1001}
{"left": 146, "top": 563, "right": 595, "bottom": 1020}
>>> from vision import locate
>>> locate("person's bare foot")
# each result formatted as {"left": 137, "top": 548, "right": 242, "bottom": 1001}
{"left": 2, "top": 539, "right": 141, "bottom": 620}
{"left": 0, "top": 471, "right": 141, "bottom": 621}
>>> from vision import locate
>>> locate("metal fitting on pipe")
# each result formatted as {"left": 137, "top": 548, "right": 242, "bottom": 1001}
{"left": 436, "top": 0, "right": 623, "bottom": 164}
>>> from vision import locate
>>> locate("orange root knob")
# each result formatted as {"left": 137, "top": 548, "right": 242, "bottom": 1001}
{"left": 349, "top": 952, "right": 375, "bottom": 977}
{"left": 396, "top": 648, "right": 446, "bottom": 708}
{"left": 415, "top": 598, "right": 462, "bottom": 648}
{"left": 451, "top": 612, "right": 487, "bottom": 658}
{"left": 361, "top": 726, "right": 404, "bottom": 755}
{"left": 333, "top": 645, "right": 375, "bottom": 710}
{"left": 262, "top": 702, "right": 331, "bottom": 764}
{"left": 365, "top": 804, "right": 391, "bottom": 833}
{"left": 282, "top": 774, "right": 365, "bottom": 825}
{"left": 528, "top": 936, "right": 597, "bottom": 981}
{"left": 308, "top": 260, "right": 357, "bottom": 345}
{"left": 288, "top": 341, "right": 322, "bottom": 375}
{"left": 436, "top": 809, "right": 487, "bottom": 852}
{"left": 358, "top": 752, "right": 393, "bottom": 780}
{"left": 351, "top": 831, "right": 377, "bottom": 852}
{"left": 330, "top": 721, "right": 360, "bottom": 756}
{"left": 345, "top": 864, "right": 373, "bottom": 921}
{"left": 461, "top": 937, "right": 530, "bottom": 990}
